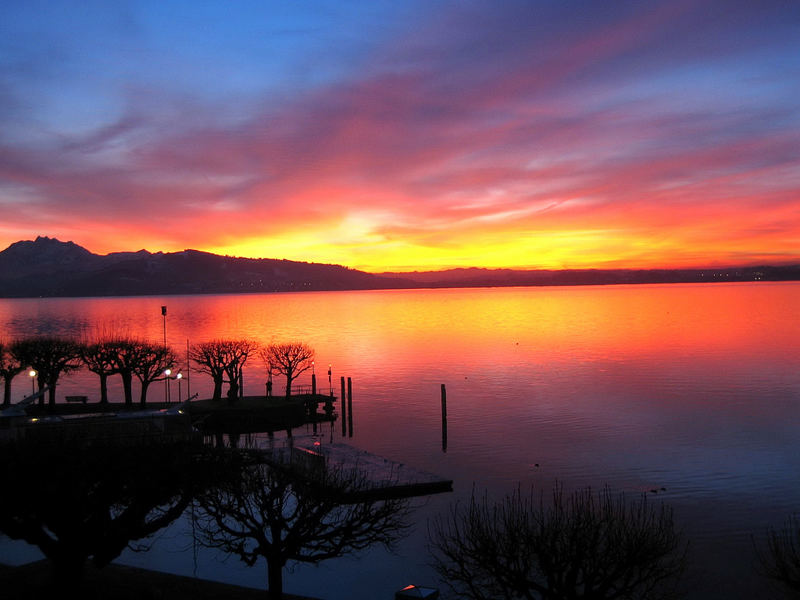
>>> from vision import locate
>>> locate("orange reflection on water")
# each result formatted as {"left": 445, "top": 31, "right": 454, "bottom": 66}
{"left": 332, "top": 283, "right": 799, "bottom": 372}
{"left": 0, "top": 282, "right": 797, "bottom": 403}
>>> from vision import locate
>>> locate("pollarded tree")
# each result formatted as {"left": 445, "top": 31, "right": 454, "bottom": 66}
{"left": 131, "top": 342, "right": 176, "bottom": 406}
{"left": 190, "top": 339, "right": 259, "bottom": 402}
{"left": 10, "top": 337, "right": 82, "bottom": 406}
{"left": 80, "top": 339, "right": 121, "bottom": 404}
{"left": 109, "top": 337, "right": 140, "bottom": 405}
{"left": 429, "top": 485, "right": 687, "bottom": 600}
{"left": 0, "top": 340, "right": 25, "bottom": 406}
{"left": 193, "top": 457, "right": 412, "bottom": 600}
{"left": 259, "top": 342, "right": 314, "bottom": 398}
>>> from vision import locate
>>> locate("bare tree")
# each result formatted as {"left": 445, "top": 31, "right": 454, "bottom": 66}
{"left": 190, "top": 339, "right": 259, "bottom": 402}
{"left": 131, "top": 342, "right": 176, "bottom": 406}
{"left": 80, "top": 339, "right": 121, "bottom": 404}
{"left": 109, "top": 337, "right": 140, "bottom": 405}
{"left": 429, "top": 485, "right": 687, "bottom": 600}
{"left": 10, "top": 337, "right": 82, "bottom": 406}
{"left": 755, "top": 514, "right": 800, "bottom": 597}
{"left": 222, "top": 340, "right": 258, "bottom": 403}
{"left": 0, "top": 340, "right": 25, "bottom": 406}
{"left": 193, "top": 456, "right": 412, "bottom": 599}
{"left": 259, "top": 342, "right": 314, "bottom": 398}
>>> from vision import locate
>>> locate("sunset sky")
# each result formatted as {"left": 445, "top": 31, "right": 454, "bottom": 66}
{"left": 1, "top": 1, "right": 798, "bottom": 272}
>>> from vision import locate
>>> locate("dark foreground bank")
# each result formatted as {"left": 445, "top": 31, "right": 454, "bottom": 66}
{"left": 0, "top": 560, "right": 320, "bottom": 600}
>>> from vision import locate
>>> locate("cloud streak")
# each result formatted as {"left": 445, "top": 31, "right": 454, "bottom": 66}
{"left": 0, "top": 0, "right": 798, "bottom": 270}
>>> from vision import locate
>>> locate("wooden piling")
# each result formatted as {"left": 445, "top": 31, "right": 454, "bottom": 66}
{"left": 441, "top": 384, "right": 448, "bottom": 453}
{"left": 347, "top": 377, "right": 353, "bottom": 438}
{"left": 340, "top": 376, "right": 346, "bottom": 437}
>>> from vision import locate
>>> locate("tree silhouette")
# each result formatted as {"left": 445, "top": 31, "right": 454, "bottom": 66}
{"left": 80, "top": 339, "right": 121, "bottom": 404}
{"left": 10, "top": 337, "right": 82, "bottom": 406}
{"left": 190, "top": 340, "right": 228, "bottom": 401}
{"left": 755, "top": 514, "right": 800, "bottom": 597}
{"left": 190, "top": 339, "right": 259, "bottom": 403}
{"left": 109, "top": 337, "right": 140, "bottom": 405}
{"left": 0, "top": 438, "right": 210, "bottom": 593}
{"left": 0, "top": 340, "right": 25, "bottom": 406}
{"left": 193, "top": 454, "right": 412, "bottom": 599}
{"left": 429, "top": 485, "right": 687, "bottom": 600}
{"left": 131, "top": 341, "right": 176, "bottom": 405}
{"left": 259, "top": 342, "right": 314, "bottom": 398}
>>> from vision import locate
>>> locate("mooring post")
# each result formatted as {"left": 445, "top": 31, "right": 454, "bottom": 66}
{"left": 441, "top": 383, "right": 448, "bottom": 453}
{"left": 340, "top": 376, "right": 346, "bottom": 436}
{"left": 347, "top": 377, "right": 353, "bottom": 438}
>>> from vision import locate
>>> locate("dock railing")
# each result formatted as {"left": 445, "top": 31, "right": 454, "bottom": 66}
{"left": 290, "top": 384, "right": 333, "bottom": 396}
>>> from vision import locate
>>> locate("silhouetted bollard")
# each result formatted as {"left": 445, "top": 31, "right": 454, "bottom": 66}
{"left": 340, "top": 376, "right": 346, "bottom": 437}
{"left": 441, "top": 384, "right": 448, "bottom": 453}
{"left": 347, "top": 377, "right": 353, "bottom": 438}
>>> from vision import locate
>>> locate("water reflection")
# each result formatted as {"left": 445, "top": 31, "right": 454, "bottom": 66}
{"left": 0, "top": 437, "right": 207, "bottom": 593}
{"left": 0, "top": 427, "right": 415, "bottom": 599}
{"left": 194, "top": 446, "right": 413, "bottom": 599}
{"left": 1, "top": 283, "right": 799, "bottom": 599}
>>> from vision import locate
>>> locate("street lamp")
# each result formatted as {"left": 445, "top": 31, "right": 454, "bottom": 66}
{"left": 328, "top": 364, "right": 332, "bottom": 396}
{"left": 164, "top": 368, "right": 172, "bottom": 404}
{"left": 176, "top": 372, "right": 183, "bottom": 403}
{"left": 28, "top": 369, "right": 36, "bottom": 396}
{"left": 161, "top": 305, "right": 168, "bottom": 402}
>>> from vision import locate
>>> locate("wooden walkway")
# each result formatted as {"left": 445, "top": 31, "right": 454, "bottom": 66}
{"left": 262, "top": 436, "right": 453, "bottom": 500}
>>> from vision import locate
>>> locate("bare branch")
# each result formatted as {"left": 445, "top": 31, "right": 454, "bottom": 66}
{"left": 0, "top": 340, "right": 25, "bottom": 406}
{"left": 429, "top": 485, "right": 687, "bottom": 600}
{"left": 755, "top": 514, "right": 800, "bottom": 597}
{"left": 259, "top": 342, "right": 314, "bottom": 398}
{"left": 194, "top": 455, "right": 411, "bottom": 599}
{"left": 10, "top": 337, "right": 82, "bottom": 406}
{"left": 190, "top": 339, "right": 259, "bottom": 403}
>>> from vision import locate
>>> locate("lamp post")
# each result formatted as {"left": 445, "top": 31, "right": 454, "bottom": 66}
{"left": 176, "top": 372, "right": 183, "bottom": 403}
{"left": 28, "top": 369, "right": 36, "bottom": 396}
{"left": 164, "top": 368, "right": 172, "bottom": 404}
{"left": 328, "top": 364, "right": 332, "bottom": 396}
{"left": 161, "top": 306, "right": 168, "bottom": 402}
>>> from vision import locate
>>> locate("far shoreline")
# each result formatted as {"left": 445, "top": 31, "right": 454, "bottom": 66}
{"left": 2, "top": 268, "right": 799, "bottom": 301}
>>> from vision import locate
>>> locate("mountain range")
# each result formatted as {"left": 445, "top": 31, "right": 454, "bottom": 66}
{"left": 0, "top": 236, "right": 798, "bottom": 298}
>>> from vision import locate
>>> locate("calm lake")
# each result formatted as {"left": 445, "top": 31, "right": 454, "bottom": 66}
{"left": 2, "top": 282, "right": 800, "bottom": 599}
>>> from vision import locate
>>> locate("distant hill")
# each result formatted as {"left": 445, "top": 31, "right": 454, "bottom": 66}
{"left": 0, "top": 236, "right": 406, "bottom": 298}
{"left": 0, "top": 237, "right": 798, "bottom": 298}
